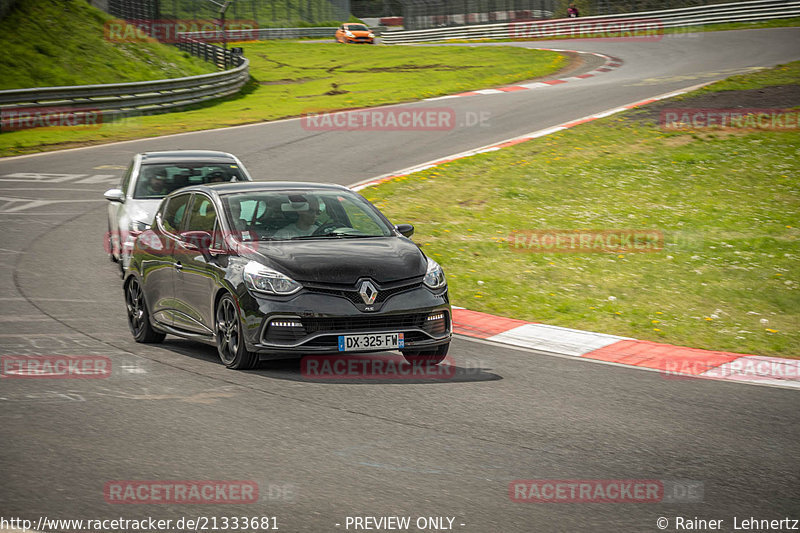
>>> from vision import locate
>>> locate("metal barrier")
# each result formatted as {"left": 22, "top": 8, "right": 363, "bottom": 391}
{"left": 181, "top": 26, "right": 336, "bottom": 40}
{"left": 382, "top": 0, "right": 800, "bottom": 43}
{"left": 178, "top": 25, "right": 386, "bottom": 41}
{"left": 0, "top": 39, "right": 249, "bottom": 125}
{"left": 173, "top": 34, "right": 249, "bottom": 69}
{"left": 401, "top": 0, "right": 555, "bottom": 30}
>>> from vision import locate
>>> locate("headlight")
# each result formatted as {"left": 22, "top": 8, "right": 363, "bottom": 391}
{"left": 345, "top": 30, "right": 354, "bottom": 37}
{"left": 243, "top": 261, "right": 302, "bottom": 295}
{"left": 368, "top": 32, "right": 375, "bottom": 38}
{"left": 423, "top": 257, "right": 446, "bottom": 289}
{"left": 128, "top": 220, "right": 150, "bottom": 233}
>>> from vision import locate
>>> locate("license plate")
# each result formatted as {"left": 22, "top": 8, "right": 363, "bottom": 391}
{"left": 338, "top": 333, "right": 404, "bottom": 352}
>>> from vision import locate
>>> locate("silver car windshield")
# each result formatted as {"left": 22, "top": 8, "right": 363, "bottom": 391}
{"left": 134, "top": 163, "right": 245, "bottom": 199}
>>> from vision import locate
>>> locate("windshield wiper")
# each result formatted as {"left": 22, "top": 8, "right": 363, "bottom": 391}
{"left": 289, "top": 232, "right": 378, "bottom": 240}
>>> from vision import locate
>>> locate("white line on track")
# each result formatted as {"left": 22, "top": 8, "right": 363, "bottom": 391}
{"left": 349, "top": 81, "right": 712, "bottom": 191}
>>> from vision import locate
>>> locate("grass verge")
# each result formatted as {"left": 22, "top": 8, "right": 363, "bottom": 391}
{"left": 362, "top": 61, "right": 800, "bottom": 358}
{"left": 0, "top": 42, "right": 565, "bottom": 157}
{"left": 0, "top": 0, "right": 216, "bottom": 89}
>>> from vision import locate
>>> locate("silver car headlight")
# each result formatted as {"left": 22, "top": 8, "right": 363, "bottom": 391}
{"left": 243, "top": 261, "right": 302, "bottom": 295}
{"left": 423, "top": 257, "right": 446, "bottom": 289}
{"left": 128, "top": 219, "right": 150, "bottom": 233}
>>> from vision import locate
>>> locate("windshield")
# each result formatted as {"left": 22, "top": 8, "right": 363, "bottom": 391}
{"left": 346, "top": 24, "right": 369, "bottom": 31}
{"left": 133, "top": 163, "right": 246, "bottom": 199}
{"left": 221, "top": 190, "right": 394, "bottom": 241}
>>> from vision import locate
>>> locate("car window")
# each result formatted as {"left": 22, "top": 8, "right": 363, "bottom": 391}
{"left": 134, "top": 163, "right": 246, "bottom": 199}
{"left": 222, "top": 190, "right": 392, "bottom": 240}
{"left": 161, "top": 193, "right": 192, "bottom": 234}
{"left": 120, "top": 161, "right": 134, "bottom": 195}
{"left": 185, "top": 194, "right": 217, "bottom": 233}
{"left": 339, "top": 195, "right": 386, "bottom": 235}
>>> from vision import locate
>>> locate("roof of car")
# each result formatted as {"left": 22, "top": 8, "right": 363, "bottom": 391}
{"left": 139, "top": 151, "right": 239, "bottom": 164}
{"left": 178, "top": 181, "right": 352, "bottom": 195}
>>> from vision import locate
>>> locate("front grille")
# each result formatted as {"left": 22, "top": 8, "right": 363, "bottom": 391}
{"left": 304, "top": 314, "right": 426, "bottom": 333}
{"left": 261, "top": 313, "right": 432, "bottom": 345}
{"left": 304, "top": 281, "right": 422, "bottom": 306}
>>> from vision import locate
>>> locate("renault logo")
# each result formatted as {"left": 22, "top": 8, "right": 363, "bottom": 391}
{"left": 358, "top": 280, "right": 378, "bottom": 305}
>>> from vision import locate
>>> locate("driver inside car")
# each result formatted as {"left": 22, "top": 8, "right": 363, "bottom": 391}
{"left": 273, "top": 195, "right": 321, "bottom": 239}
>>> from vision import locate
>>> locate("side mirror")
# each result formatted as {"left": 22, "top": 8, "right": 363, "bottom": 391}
{"left": 181, "top": 230, "right": 226, "bottom": 259}
{"left": 395, "top": 223, "right": 414, "bottom": 238}
{"left": 104, "top": 189, "right": 125, "bottom": 203}
{"left": 181, "top": 230, "right": 212, "bottom": 251}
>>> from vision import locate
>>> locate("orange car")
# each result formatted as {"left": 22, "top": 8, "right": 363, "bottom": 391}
{"left": 335, "top": 23, "right": 375, "bottom": 44}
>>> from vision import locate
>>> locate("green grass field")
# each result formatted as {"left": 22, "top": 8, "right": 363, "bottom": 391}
{"left": 362, "top": 62, "right": 800, "bottom": 358}
{"left": 0, "top": 42, "right": 565, "bottom": 156}
{"left": 0, "top": 0, "right": 216, "bottom": 89}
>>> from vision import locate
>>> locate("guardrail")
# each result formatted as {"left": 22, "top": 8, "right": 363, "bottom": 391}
{"left": 0, "top": 38, "right": 249, "bottom": 126}
{"left": 178, "top": 25, "right": 384, "bottom": 41}
{"left": 382, "top": 0, "right": 800, "bottom": 43}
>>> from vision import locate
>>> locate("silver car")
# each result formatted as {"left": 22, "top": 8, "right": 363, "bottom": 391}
{"left": 104, "top": 150, "right": 253, "bottom": 274}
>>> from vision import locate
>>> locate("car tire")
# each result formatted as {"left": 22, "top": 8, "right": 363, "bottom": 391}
{"left": 401, "top": 342, "right": 449, "bottom": 365}
{"left": 215, "top": 293, "right": 258, "bottom": 370}
{"left": 125, "top": 277, "right": 166, "bottom": 343}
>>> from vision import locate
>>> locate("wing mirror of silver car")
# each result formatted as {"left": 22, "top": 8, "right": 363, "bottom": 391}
{"left": 104, "top": 189, "right": 125, "bottom": 203}
{"left": 395, "top": 223, "right": 414, "bottom": 238}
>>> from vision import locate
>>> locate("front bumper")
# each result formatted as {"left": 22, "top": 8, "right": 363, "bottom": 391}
{"left": 238, "top": 285, "right": 451, "bottom": 357}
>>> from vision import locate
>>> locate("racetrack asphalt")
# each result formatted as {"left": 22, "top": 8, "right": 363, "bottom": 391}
{"left": 0, "top": 28, "right": 798, "bottom": 533}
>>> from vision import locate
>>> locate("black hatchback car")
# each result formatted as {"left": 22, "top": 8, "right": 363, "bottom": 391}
{"left": 124, "top": 182, "right": 451, "bottom": 369}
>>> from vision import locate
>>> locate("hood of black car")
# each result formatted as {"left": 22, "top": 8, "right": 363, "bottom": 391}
{"left": 252, "top": 237, "right": 427, "bottom": 285}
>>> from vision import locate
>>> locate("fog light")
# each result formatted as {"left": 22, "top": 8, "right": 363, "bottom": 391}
{"left": 271, "top": 320, "right": 302, "bottom": 328}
